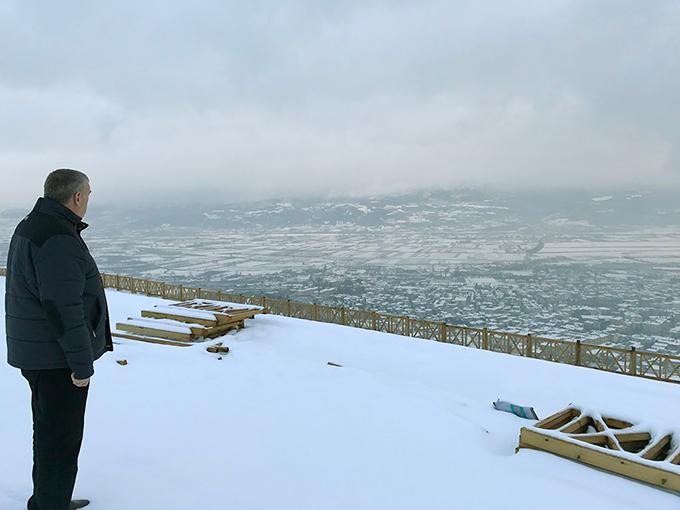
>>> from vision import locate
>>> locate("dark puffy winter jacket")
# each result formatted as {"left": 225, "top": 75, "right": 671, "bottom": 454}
{"left": 4, "top": 197, "right": 113, "bottom": 379}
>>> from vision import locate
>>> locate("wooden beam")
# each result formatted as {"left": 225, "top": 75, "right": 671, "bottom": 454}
{"left": 603, "top": 417, "right": 634, "bottom": 430}
{"left": 111, "top": 332, "right": 192, "bottom": 347}
{"left": 615, "top": 432, "right": 652, "bottom": 443}
{"left": 219, "top": 308, "right": 264, "bottom": 317}
{"left": 570, "top": 428, "right": 622, "bottom": 451}
{"left": 567, "top": 433, "right": 609, "bottom": 446}
{"left": 116, "top": 323, "right": 193, "bottom": 342}
{"left": 128, "top": 317, "right": 207, "bottom": 336}
{"left": 207, "top": 345, "right": 230, "bottom": 354}
{"left": 141, "top": 310, "right": 217, "bottom": 327}
{"left": 212, "top": 309, "right": 263, "bottom": 325}
{"left": 519, "top": 428, "right": 680, "bottom": 493}
{"left": 607, "top": 437, "right": 622, "bottom": 451}
{"left": 534, "top": 408, "right": 579, "bottom": 430}
{"left": 205, "top": 321, "right": 244, "bottom": 338}
{"left": 560, "top": 416, "right": 594, "bottom": 434}
{"left": 641, "top": 435, "right": 673, "bottom": 461}
{"left": 192, "top": 304, "right": 226, "bottom": 311}
{"left": 567, "top": 433, "right": 622, "bottom": 451}
{"left": 170, "top": 300, "right": 263, "bottom": 313}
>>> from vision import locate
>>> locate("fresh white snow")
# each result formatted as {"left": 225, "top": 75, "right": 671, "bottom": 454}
{"left": 150, "top": 305, "right": 220, "bottom": 321}
{"left": 1, "top": 278, "right": 679, "bottom": 509}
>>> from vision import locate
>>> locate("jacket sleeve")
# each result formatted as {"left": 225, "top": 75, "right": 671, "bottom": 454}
{"left": 34, "top": 235, "right": 94, "bottom": 379}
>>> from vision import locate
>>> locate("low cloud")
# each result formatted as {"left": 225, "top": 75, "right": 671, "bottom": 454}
{"left": 1, "top": 0, "right": 678, "bottom": 207}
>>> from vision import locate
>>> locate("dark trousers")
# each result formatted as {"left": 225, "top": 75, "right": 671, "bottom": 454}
{"left": 21, "top": 368, "right": 89, "bottom": 510}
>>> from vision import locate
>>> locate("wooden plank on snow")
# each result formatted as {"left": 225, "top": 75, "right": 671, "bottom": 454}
{"left": 116, "top": 323, "right": 193, "bottom": 342}
{"left": 519, "top": 428, "right": 680, "bottom": 493}
{"left": 141, "top": 309, "right": 217, "bottom": 327}
{"left": 111, "top": 332, "right": 193, "bottom": 347}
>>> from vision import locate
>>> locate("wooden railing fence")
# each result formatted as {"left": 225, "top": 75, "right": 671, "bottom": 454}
{"left": 1, "top": 267, "right": 678, "bottom": 384}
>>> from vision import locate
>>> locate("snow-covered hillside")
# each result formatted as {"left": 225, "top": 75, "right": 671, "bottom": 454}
{"left": 1, "top": 279, "right": 678, "bottom": 509}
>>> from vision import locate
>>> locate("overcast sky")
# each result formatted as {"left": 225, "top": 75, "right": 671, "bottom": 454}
{"left": 0, "top": 0, "right": 678, "bottom": 207}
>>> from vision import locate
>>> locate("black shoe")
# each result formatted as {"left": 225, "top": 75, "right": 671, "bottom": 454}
{"left": 70, "top": 500, "right": 90, "bottom": 510}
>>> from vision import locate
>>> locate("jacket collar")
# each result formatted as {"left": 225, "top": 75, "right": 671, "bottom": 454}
{"left": 33, "top": 197, "right": 89, "bottom": 232}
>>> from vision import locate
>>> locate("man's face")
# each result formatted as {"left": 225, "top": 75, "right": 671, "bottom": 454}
{"left": 74, "top": 181, "right": 92, "bottom": 218}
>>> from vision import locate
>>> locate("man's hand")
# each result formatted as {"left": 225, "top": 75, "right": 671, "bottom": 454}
{"left": 71, "top": 373, "right": 90, "bottom": 388}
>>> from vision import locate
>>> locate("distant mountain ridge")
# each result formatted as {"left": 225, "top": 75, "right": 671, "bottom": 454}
{"left": 3, "top": 188, "right": 680, "bottom": 230}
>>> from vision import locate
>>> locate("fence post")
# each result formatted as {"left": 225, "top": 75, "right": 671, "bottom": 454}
{"left": 405, "top": 316, "right": 411, "bottom": 336}
{"left": 341, "top": 307, "right": 346, "bottom": 326}
{"left": 144, "top": 279, "right": 150, "bottom": 295}
{"left": 482, "top": 328, "right": 489, "bottom": 350}
{"left": 287, "top": 299, "right": 292, "bottom": 317}
{"left": 262, "top": 296, "right": 267, "bottom": 310}
{"left": 439, "top": 322, "right": 447, "bottom": 342}
{"left": 630, "top": 347, "right": 637, "bottom": 376}
{"left": 239, "top": 294, "right": 245, "bottom": 304}
{"left": 526, "top": 334, "right": 533, "bottom": 358}
{"left": 115, "top": 274, "right": 120, "bottom": 291}
{"left": 372, "top": 311, "right": 377, "bottom": 330}
{"left": 575, "top": 340, "right": 582, "bottom": 366}
{"left": 314, "top": 303, "right": 319, "bottom": 321}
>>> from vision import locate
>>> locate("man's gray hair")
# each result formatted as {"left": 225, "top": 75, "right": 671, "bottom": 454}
{"left": 44, "top": 169, "right": 89, "bottom": 205}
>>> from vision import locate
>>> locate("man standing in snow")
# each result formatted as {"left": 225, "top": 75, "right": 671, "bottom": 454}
{"left": 4, "top": 169, "right": 113, "bottom": 510}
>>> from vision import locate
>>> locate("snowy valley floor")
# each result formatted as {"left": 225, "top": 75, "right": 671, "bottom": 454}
{"left": 1, "top": 281, "right": 679, "bottom": 509}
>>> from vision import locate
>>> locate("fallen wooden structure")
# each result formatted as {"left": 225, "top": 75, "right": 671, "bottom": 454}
{"left": 517, "top": 406, "right": 680, "bottom": 493}
{"left": 113, "top": 299, "right": 264, "bottom": 346}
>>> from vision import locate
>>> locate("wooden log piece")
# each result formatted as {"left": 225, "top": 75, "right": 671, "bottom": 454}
{"left": 207, "top": 345, "right": 230, "bottom": 354}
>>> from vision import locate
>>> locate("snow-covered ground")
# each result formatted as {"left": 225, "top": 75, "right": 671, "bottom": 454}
{"left": 1, "top": 278, "right": 679, "bottom": 509}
